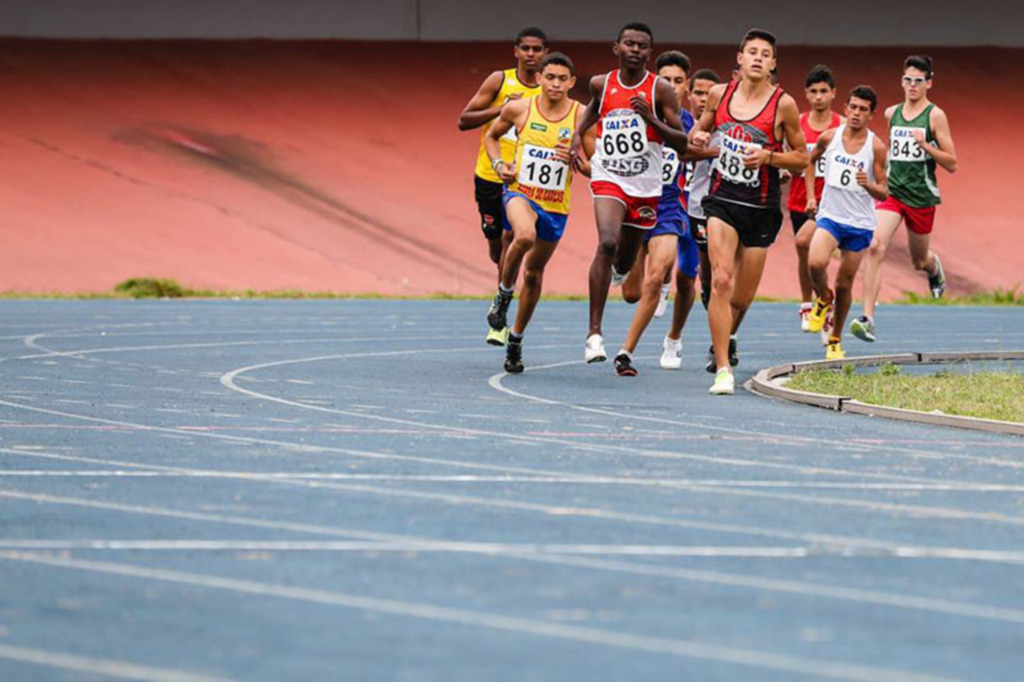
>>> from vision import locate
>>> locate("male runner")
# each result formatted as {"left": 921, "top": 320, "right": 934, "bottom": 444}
{"left": 789, "top": 65, "right": 842, "bottom": 331}
{"left": 569, "top": 22, "right": 687, "bottom": 364}
{"left": 663, "top": 67, "right": 721, "bottom": 368}
{"left": 483, "top": 53, "right": 582, "bottom": 373}
{"left": 458, "top": 27, "right": 547, "bottom": 337}
{"left": 689, "top": 29, "right": 808, "bottom": 394}
{"left": 805, "top": 86, "right": 888, "bottom": 360}
{"left": 853, "top": 55, "right": 957, "bottom": 343}
{"left": 617, "top": 51, "right": 694, "bottom": 375}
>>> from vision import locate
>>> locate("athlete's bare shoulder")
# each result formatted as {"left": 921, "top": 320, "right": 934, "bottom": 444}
{"left": 589, "top": 73, "right": 609, "bottom": 94}
{"left": 503, "top": 96, "right": 531, "bottom": 120}
{"left": 777, "top": 91, "right": 801, "bottom": 117}
{"left": 884, "top": 104, "right": 898, "bottom": 121}
{"left": 818, "top": 127, "right": 838, "bottom": 146}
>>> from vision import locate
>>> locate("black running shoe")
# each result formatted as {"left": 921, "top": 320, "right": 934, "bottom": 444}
{"left": 486, "top": 289, "right": 513, "bottom": 332}
{"left": 700, "top": 287, "right": 711, "bottom": 311}
{"left": 614, "top": 353, "right": 637, "bottom": 377}
{"left": 504, "top": 336, "right": 524, "bottom": 373}
{"left": 704, "top": 339, "right": 739, "bottom": 373}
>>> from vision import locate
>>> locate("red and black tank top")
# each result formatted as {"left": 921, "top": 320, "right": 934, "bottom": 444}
{"left": 709, "top": 80, "right": 785, "bottom": 208}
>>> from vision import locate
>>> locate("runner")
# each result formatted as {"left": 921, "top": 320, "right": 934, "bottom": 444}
{"left": 569, "top": 22, "right": 688, "bottom": 364}
{"left": 458, "top": 27, "right": 547, "bottom": 344}
{"left": 805, "top": 86, "right": 888, "bottom": 360}
{"left": 853, "top": 55, "right": 958, "bottom": 343}
{"left": 663, "top": 67, "right": 722, "bottom": 369}
{"left": 483, "top": 53, "right": 582, "bottom": 373}
{"left": 617, "top": 51, "right": 693, "bottom": 375}
{"left": 689, "top": 28, "right": 808, "bottom": 395}
{"left": 788, "top": 65, "right": 842, "bottom": 331}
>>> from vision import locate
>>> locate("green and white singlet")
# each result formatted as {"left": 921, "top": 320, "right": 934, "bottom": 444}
{"left": 887, "top": 103, "right": 941, "bottom": 208}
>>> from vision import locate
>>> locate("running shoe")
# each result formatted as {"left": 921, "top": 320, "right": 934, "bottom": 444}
{"left": 504, "top": 336, "right": 524, "bottom": 373}
{"left": 485, "top": 326, "right": 509, "bottom": 346}
{"left": 700, "top": 286, "right": 710, "bottom": 310}
{"left": 806, "top": 297, "right": 832, "bottom": 334}
{"left": 709, "top": 368, "right": 735, "bottom": 395}
{"left": 820, "top": 308, "right": 834, "bottom": 346}
{"left": 660, "top": 336, "right": 682, "bottom": 370}
{"left": 850, "top": 315, "right": 876, "bottom": 343}
{"left": 610, "top": 265, "right": 628, "bottom": 287}
{"left": 704, "top": 337, "right": 739, "bottom": 373}
{"left": 929, "top": 254, "right": 947, "bottom": 299}
{"left": 799, "top": 302, "right": 813, "bottom": 332}
{"left": 486, "top": 288, "right": 513, "bottom": 335}
{"left": 585, "top": 334, "right": 607, "bottom": 363}
{"left": 653, "top": 283, "right": 671, "bottom": 318}
{"left": 825, "top": 340, "right": 845, "bottom": 360}
{"left": 614, "top": 352, "right": 637, "bottom": 377}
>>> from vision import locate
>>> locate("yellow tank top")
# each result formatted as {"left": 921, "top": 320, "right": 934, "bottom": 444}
{"left": 474, "top": 68, "right": 542, "bottom": 183}
{"left": 509, "top": 97, "right": 580, "bottom": 215}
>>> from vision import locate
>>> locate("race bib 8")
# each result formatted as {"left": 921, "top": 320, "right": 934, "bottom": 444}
{"left": 662, "top": 148, "right": 681, "bottom": 186}
{"left": 890, "top": 126, "right": 927, "bottom": 162}
{"left": 517, "top": 144, "right": 569, "bottom": 191}
{"left": 600, "top": 113, "right": 649, "bottom": 160}
{"left": 825, "top": 153, "right": 866, "bottom": 192}
{"left": 716, "top": 136, "right": 761, "bottom": 185}
{"left": 808, "top": 142, "right": 826, "bottom": 176}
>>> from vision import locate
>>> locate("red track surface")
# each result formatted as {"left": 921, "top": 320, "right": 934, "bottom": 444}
{"left": 0, "top": 40, "right": 1017, "bottom": 297}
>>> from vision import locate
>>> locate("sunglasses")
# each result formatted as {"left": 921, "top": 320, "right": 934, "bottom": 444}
{"left": 902, "top": 75, "right": 929, "bottom": 85}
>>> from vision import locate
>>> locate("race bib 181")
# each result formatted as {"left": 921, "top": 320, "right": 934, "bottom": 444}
{"left": 600, "top": 112, "right": 649, "bottom": 160}
{"left": 716, "top": 136, "right": 761, "bottom": 185}
{"left": 890, "top": 126, "right": 927, "bottom": 162}
{"left": 517, "top": 144, "right": 569, "bottom": 192}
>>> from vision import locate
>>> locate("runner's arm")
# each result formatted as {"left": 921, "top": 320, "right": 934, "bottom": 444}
{"left": 576, "top": 126, "right": 596, "bottom": 178}
{"left": 643, "top": 79, "right": 687, "bottom": 155}
{"left": 457, "top": 71, "right": 508, "bottom": 131}
{"left": 921, "top": 107, "right": 958, "bottom": 173}
{"left": 862, "top": 136, "right": 889, "bottom": 201}
{"left": 484, "top": 100, "right": 526, "bottom": 182}
{"left": 571, "top": 75, "right": 604, "bottom": 170}
{"left": 688, "top": 84, "right": 725, "bottom": 149}
{"left": 760, "top": 94, "right": 808, "bottom": 172}
{"left": 804, "top": 130, "right": 834, "bottom": 215}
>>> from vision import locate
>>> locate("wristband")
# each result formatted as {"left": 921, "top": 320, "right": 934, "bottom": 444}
{"left": 491, "top": 158, "right": 505, "bottom": 172}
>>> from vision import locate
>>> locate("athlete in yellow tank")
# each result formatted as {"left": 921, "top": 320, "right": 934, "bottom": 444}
{"left": 483, "top": 53, "right": 587, "bottom": 373}
{"left": 458, "top": 27, "right": 548, "bottom": 277}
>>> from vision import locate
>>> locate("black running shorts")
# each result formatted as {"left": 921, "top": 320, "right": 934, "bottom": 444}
{"left": 789, "top": 210, "right": 813, "bottom": 233}
{"left": 690, "top": 216, "right": 708, "bottom": 251}
{"left": 703, "top": 196, "right": 783, "bottom": 249}
{"left": 474, "top": 176, "right": 505, "bottom": 241}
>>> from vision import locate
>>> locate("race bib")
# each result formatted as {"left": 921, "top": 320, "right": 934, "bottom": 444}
{"left": 600, "top": 112, "right": 649, "bottom": 160}
{"left": 716, "top": 136, "right": 761, "bottom": 185}
{"left": 808, "top": 143, "right": 826, "bottom": 176}
{"left": 826, "top": 152, "right": 866, "bottom": 192}
{"left": 517, "top": 144, "right": 569, "bottom": 191}
{"left": 662, "top": 148, "right": 681, "bottom": 186}
{"left": 890, "top": 126, "right": 927, "bottom": 162}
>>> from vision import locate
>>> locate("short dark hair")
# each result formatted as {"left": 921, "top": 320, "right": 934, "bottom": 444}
{"left": 904, "top": 54, "right": 934, "bottom": 79}
{"left": 691, "top": 68, "right": 721, "bottom": 84}
{"left": 805, "top": 64, "right": 835, "bottom": 89}
{"left": 541, "top": 52, "right": 575, "bottom": 76}
{"left": 740, "top": 28, "right": 777, "bottom": 56}
{"left": 618, "top": 22, "right": 653, "bottom": 43}
{"left": 656, "top": 51, "right": 691, "bottom": 76}
{"left": 515, "top": 27, "right": 548, "bottom": 47}
{"left": 849, "top": 85, "right": 878, "bottom": 112}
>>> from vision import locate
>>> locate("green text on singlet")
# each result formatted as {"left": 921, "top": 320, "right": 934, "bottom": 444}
{"left": 887, "top": 103, "right": 941, "bottom": 207}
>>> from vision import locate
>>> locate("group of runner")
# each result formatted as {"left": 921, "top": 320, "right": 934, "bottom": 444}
{"left": 459, "top": 24, "right": 957, "bottom": 395}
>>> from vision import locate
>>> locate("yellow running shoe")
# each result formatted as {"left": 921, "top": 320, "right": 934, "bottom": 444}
{"left": 485, "top": 326, "right": 509, "bottom": 347}
{"left": 708, "top": 368, "right": 735, "bottom": 395}
{"left": 807, "top": 297, "right": 832, "bottom": 334}
{"left": 825, "top": 340, "right": 845, "bottom": 360}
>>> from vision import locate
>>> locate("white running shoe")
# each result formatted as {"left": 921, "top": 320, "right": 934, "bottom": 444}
{"left": 820, "top": 307, "right": 835, "bottom": 346}
{"left": 585, "top": 334, "right": 607, "bottom": 363}
{"left": 654, "top": 284, "right": 671, "bottom": 318}
{"left": 799, "top": 302, "right": 813, "bottom": 333}
{"left": 610, "top": 265, "right": 628, "bottom": 287}
{"left": 660, "top": 336, "right": 682, "bottom": 370}
{"left": 709, "top": 367, "right": 735, "bottom": 395}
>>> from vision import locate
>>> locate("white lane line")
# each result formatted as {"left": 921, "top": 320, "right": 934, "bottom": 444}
{"left": 0, "top": 551, "right": 957, "bottom": 682}
{"left": 0, "top": 643, "right": 227, "bottom": 682}
{"left": 2, "top": 540, "right": 1023, "bottom": 563}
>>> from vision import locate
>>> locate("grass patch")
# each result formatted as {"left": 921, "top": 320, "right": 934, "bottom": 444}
{"left": 788, "top": 362, "right": 1024, "bottom": 423}
{"left": 895, "top": 287, "right": 1024, "bottom": 306}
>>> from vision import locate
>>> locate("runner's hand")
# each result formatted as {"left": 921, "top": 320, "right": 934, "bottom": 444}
{"left": 910, "top": 129, "right": 926, "bottom": 145}
{"left": 856, "top": 170, "right": 869, "bottom": 188}
{"left": 690, "top": 131, "right": 710, "bottom": 150}
{"left": 779, "top": 169, "right": 792, "bottom": 184}
{"left": 553, "top": 143, "right": 571, "bottom": 164}
{"left": 805, "top": 197, "right": 817, "bottom": 217}
{"left": 496, "top": 161, "right": 517, "bottom": 184}
{"left": 629, "top": 95, "right": 654, "bottom": 122}
{"left": 743, "top": 147, "right": 768, "bottom": 169}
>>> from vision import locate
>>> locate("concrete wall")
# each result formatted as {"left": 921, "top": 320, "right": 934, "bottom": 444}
{"left": 0, "top": 0, "right": 1019, "bottom": 47}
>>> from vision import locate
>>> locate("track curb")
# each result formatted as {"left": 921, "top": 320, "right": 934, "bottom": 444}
{"left": 747, "top": 350, "right": 1024, "bottom": 436}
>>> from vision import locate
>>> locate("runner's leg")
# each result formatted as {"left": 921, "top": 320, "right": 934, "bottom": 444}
{"left": 511, "top": 240, "right": 559, "bottom": 336}
{"left": 588, "top": 198, "right": 628, "bottom": 336}
{"left": 501, "top": 198, "right": 539, "bottom": 289}
{"left": 832, "top": 249, "right": 866, "bottom": 341}
{"left": 860, "top": 209, "right": 902, "bottom": 320}
{"left": 707, "top": 218, "right": 741, "bottom": 371}
{"left": 621, "top": 235, "right": 678, "bottom": 354}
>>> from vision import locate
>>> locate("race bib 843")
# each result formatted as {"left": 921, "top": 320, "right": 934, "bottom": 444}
{"left": 890, "top": 126, "right": 927, "bottom": 162}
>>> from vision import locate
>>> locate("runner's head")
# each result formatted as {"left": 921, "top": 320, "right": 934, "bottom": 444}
{"left": 539, "top": 53, "right": 576, "bottom": 103}
{"left": 656, "top": 51, "right": 691, "bottom": 107}
{"left": 614, "top": 22, "right": 654, "bottom": 71}
{"left": 902, "top": 55, "right": 933, "bottom": 103}
{"left": 689, "top": 68, "right": 721, "bottom": 118}
{"left": 845, "top": 85, "right": 878, "bottom": 131}
{"left": 737, "top": 28, "right": 777, "bottom": 83}
{"left": 804, "top": 65, "right": 837, "bottom": 113}
{"left": 514, "top": 27, "right": 549, "bottom": 72}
